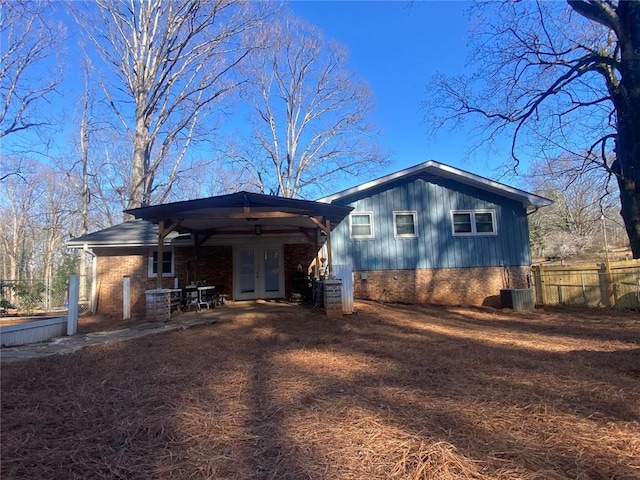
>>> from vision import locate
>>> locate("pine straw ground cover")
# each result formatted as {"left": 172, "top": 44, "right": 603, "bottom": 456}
{"left": 1, "top": 301, "right": 639, "bottom": 479}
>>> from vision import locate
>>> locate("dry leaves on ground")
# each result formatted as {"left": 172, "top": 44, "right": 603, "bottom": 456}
{"left": 1, "top": 301, "right": 639, "bottom": 479}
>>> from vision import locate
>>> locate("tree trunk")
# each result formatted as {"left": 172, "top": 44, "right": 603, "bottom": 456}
{"left": 128, "top": 116, "right": 149, "bottom": 212}
{"left": 613, "top": 1, "right": 640, "bottom": 258}
{"left": 617, "top": 175, "right": 640, "bottom": 257}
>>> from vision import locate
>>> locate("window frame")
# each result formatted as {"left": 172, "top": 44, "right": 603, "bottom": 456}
{"left": 148, "top": 249, "right": 175, "bottom": 277}
{"left": 349, "top": 211, "right": 374, "bottom": 239}
{"left": 393, "top": 210, "right": 418, "bottom": 238}
{"left": 451, "top": 209, "right": 497, "bottom": 236}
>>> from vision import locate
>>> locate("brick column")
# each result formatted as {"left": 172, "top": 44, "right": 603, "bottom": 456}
{"left": 145, "top": 289, "right": 172, "bottom": 323}
{"left": 323, "top": 279, "right": 343, "bottom": 317}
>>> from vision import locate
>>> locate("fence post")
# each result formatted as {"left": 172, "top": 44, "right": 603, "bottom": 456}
{"left": 557, "top": 284, "right": 563, "bottom": 304}
{"left": 45, "top": 275, "right": 50, "bottom": 313}
{"left": 604, "top": 260, "right": 616, "bottom": 307}
{"left": 67, "top": 275, "right": 79, "bottom": 335}
{"left": 533, "top": 265, "right": 546, "bottom": 305}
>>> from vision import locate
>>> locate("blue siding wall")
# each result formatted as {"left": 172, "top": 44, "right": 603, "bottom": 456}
{"left": 331, "top": 177, "right": 532, "bottom": 270}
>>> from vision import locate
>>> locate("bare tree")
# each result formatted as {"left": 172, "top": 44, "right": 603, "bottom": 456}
{"left": 0, "top": 162, "right": 41, "bottom": 282}
{"left": 72, "top": 0, "right": 271, "bottom": 210}
{"left": 233, "top": 14, "right": 386, "bottom": 199}
{"left": 34, "top": 166, "right": 76, "bottom": 288}
{"left": 72, "top": 60, "right": 93, "bottom": 239}
{"left": 427, "top": 0, "right": 640, "bottom": 258}
{"left": 527, "top": 155, "right": 625, "bottom": 260}
{"left": 1, "top": 158, "right": 81, "bottom": 284}
{"left": 0, "top": 0, "right": 65, "bottom": 144}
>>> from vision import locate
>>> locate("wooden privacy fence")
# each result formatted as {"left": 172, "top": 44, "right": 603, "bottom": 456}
{"left": 531, "top": 259, "right": 640, "bottom": 309}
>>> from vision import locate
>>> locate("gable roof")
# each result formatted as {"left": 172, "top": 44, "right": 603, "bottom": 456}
{"left": 124, "top": 191, "right": 352, "bottom": 234}
{"left": 318, "top": 160, "right": 552, "bottom": 211}
{"left": 67, "top": 219, "right": 190, "bottom": 248}
{"left": 69, "top": 191, "right": 352, "bottom": 248}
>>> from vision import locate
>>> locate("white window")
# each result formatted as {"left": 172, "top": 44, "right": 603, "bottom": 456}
{"left": 394, "top": 211, "right": 418, "bottom": 238}
{"left": 148, "top": 249, "right": 174, "bottom": 277}
{"left": 350, "top": 212, "right": 374, "bottom": 238}
{"left": 451, "top": 210, "right": 496, "bottom": 236}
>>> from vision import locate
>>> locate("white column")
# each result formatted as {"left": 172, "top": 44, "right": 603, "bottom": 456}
{"left": 67, "top": 275, "right": 79, "bottom": 335}
{"left": 123, "top": 276, "right": 131, "bottom": 320}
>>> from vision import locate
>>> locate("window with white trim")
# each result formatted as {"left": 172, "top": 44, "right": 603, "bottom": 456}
{"left": 148, "top": 250, "right": 174, "bottom": 277}
{"left": 451, "top": 210, "right": 496, "bottom": 236}
{"left": 394, "top": 211, "right": 417, "bottom": 238}
{"left": 350, "top": 212, "right": 374, "bottom": 238}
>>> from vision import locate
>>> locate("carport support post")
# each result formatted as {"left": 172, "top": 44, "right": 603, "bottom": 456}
{"left": 325, "top": 219, "right": 333, "bottom": 278}
{"left": 67, "top": 275, "right": 79, "bottom": 335}
{"left": 157, "top": 221, "right": 165, "bottom": 290}
{"left": 156, "top": 219, "right": 181, "bottom": 289}
{"left": 309, "top": 216, "right": 333, "bottom": 278}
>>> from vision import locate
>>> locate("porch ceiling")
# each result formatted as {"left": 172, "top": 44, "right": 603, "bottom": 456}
{"left": 124, "top": 191, "right": 353, "bottom": 236}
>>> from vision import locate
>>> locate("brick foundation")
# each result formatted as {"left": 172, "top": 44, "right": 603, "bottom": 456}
{"left": 354, "top": 266, "right": 531, "bottom": 307}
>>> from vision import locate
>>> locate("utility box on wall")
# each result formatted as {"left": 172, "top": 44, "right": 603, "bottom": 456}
{"left": 500, "top": 288, "right": 534, "bottom": 312}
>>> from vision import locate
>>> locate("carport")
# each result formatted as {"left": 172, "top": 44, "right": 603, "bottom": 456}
{"left": 125, "top": 191, "right": 353, "bottom": 296}
{"left": 68, "top": 191, "right": 352, "bottom": 319}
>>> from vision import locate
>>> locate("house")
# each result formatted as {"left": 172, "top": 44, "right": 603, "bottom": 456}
{"left": 68, "top": 161, "right": 550, "bottom": 317}
{"left": 67, "top": 192, "right": 352, "bottom": 318}
{"left": 318, "top": 160, "right": 552, "bottom": 307}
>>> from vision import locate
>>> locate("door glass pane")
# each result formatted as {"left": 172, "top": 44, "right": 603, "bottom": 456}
{"left": 263, "top": 248, "right": 280, "bottom": 292}
{"left": 239, "top": 249, "right": 255, "bottom": 293}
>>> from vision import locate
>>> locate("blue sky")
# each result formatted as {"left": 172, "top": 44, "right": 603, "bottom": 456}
{"left": 5, "top": 1, "right": 522, "bottom": 193}
{"left": 289, "top": 1, "right": 511, "bottom": 189}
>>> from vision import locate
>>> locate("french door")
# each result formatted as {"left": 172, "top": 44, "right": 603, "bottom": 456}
{"left": 234, "top": 246, "right": 284, "bottom": 300}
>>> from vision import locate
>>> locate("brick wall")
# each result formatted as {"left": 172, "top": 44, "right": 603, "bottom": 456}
{"left": 94, "top": 248, "right": 149, "bottom": 319}
{"left": 353, "top": 266, "right": 531, "bottom": 307}
{"left": 94, "top": 243, "right": 317, "bottom": 316}
{"left": 94, "top": 245, "right": 234, "bottom": 318}
{"left": 284, "top": 243, "right": 319, "bottom": 300}
{"left": 95, "top": 248, "right": 527, "bottom": 313}
{"left": 174, "top": 246, "right": 233, "bottom": 295}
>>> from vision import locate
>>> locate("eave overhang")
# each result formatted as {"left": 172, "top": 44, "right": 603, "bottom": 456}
{"left": 318, "top": 160, "right": 552, "bottom": 211}
{"left": 123, "top": 191, "right": 353, "bottom": 236}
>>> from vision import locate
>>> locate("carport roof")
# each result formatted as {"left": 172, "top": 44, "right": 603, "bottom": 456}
{"left": 123, "top": 191, "right": 353, "bottom": 235}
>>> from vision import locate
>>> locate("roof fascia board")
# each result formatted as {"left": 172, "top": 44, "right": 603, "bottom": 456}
{"left": 432, "top": 163, "right": 552, "bottom": 207}
{"left": 125, "top": 191, "right": 352, "bottom": 220}
{"left": 318, "top": 162, "right": 432, "bottom": 204}
{"left": 318, "top": 160, "right": 552, "bottom": 208}
{"left": 67, "top": 239, "right": 193, "bottom": 249}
